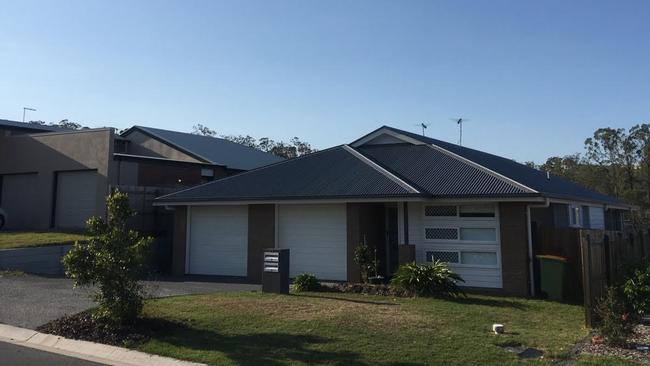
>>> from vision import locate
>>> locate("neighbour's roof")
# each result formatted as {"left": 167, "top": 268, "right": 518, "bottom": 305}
{"left": 156, "top": 125, "right": 628, "bottom": 206}
{"left": 376, "top": 126, "right": 623, "bottom": 205}
{"left": 122, "top": 126, "right": 284, "bottom": 171}
{"left": 0, "top": 119, "right": 64, "bottom": 133}
{"left": 156, "top": 146, "right": 417, "bottom": 202}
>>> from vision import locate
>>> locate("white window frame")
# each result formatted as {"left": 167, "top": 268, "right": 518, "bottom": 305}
{"left": 423, "top": 205, "right": 458, "bottom": 218}
{"left": 426, "top": 250, "right": 461, "bottom": 264}
{"left": 425, "top": 248, "right": 500, "bottom": 269}
{"left": 568, "top": 204, "right": 582, "bottom": 228}
{"left": 423, "top": 226, "right": 498, "bottom": 244}
{"left": 419, "top": 202, "right": 501, "bottom": 269}
{"left": 423, "top": 204, "right": 496, "bottom": 221}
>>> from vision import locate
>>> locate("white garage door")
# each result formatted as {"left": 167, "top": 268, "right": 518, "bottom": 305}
{"left": 188, "top": 205, "right": 248, "bottom": 276}
{"left": 1, "top": 173, "right": 38, "bottom": 230}
{"left": 278, "top": 204, "right": 347, "bottom": 281}
{"left": 56, "top": 171, "right": 99, "bottom": 229}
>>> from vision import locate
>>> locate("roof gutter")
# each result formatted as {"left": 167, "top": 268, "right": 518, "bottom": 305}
{"left": 526, "top": 197, "right": 550, "bottom": 297}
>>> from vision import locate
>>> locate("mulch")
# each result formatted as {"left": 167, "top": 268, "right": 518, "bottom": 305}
{"left": 325, "top": 283, "right": 411, "bottom": 297}
{"left": 579, "top": 325, "right": 650, "bottom": 363}
{"left": 36, "top": 311, "right": 149, "bottom": 347}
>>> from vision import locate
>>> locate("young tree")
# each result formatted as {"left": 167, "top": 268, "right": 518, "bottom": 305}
{"left": 63, "top": 191, "right": 153, "bottom": 325}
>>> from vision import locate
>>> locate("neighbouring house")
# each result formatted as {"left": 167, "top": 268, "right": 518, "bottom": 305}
{"left": 0, "top": 119, "right": 282, "bottom": 231}
{"left": 155, "top": 126, "right": 632, "bottom": 296}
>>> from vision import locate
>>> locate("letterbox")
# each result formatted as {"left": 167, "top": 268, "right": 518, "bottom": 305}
{"left": 262, "top": 248, "right": 289, "bottom": 294}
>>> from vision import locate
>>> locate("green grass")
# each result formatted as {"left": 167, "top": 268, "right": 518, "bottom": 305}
{"left": 0, "top": 231, "right": 89, "bottom": 249}
{"left": 135, "top": 291, "right": 594, "bottom": 365}
{"left": 0, "top": 270, "right": 24, "bottom": 277}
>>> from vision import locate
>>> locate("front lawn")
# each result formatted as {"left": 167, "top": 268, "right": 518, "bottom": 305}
{"left": 135, "top": 291, "right": 589, "bottom": 365}
{"left": 0, "top": 231, "right": 89, "bottom": 249}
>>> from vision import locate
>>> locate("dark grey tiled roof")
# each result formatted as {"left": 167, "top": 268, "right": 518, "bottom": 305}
{"left": 156, "top": 146, "right": 416, "bottom": 202}
{"left": 157, "top": 125, "right": 627, "bottom": 205}
{"left": 382, "top": 126, "right": 623, "bottom": 205}
{"left": 358, "top": 144, "right": 534, "bottom": 198}
{"left": 126, "top": 126, "right": 284, "bottom": 171}
{"left": 0, "top": 119, "right": 63, "bottom": 132}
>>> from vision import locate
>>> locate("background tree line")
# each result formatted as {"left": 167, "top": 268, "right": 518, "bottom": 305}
{"left": 528, "top": 124, "right": 650, "bottom": 225}
{"left": 29, "top": 120, "right": 315, "bottom": 160}
{"left": 192, "top": 123, "right": 315, "bottom": 159}
{"left": 29, "top": 119, "right": 85, "bottom": 130}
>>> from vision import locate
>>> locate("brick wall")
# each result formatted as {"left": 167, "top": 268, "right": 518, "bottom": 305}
{"left": 247, "top": 204, "right": 275, "bottom": 283}
{"left": 171, "top": 206, "right": 187, "bottom": 276}
{"left": 499, "top": 202, "right": 530, "bottom": 296}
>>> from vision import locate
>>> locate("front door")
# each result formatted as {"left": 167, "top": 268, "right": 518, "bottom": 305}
{"left": 385, "top": 205, "right": 399, "bottom": 277}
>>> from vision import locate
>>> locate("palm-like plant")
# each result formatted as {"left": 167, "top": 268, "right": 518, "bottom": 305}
{"left": 390, "top": 261, "right": 465, "bottom": 298}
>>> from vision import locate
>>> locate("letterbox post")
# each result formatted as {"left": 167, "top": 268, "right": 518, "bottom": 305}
{"left": 262, "top": 248, "right": 289, "bottom": 294}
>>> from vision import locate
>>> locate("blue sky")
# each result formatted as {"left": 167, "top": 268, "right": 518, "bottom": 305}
{"left": 1, "top": 1, "right": 648, "bottom": 163}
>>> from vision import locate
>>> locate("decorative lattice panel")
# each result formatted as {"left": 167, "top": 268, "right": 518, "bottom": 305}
{"left": 426, "top": 251, "right": 460, "bottom": 263}
{"left": 424, "top": 205, "right": 457, "bottom": 217}
{"left": 425, "top": 227, "right": 459, "bottom": 240}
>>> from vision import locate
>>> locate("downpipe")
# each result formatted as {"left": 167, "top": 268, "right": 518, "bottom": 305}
{"left": 526, "top": 198, "right": 550, "bottom": 297}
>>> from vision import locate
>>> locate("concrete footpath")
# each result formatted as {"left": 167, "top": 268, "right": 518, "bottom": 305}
{"left": 0, "top": 323, "right": 206, "bottom": 366}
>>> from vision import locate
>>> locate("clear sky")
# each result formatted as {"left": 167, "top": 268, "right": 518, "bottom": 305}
{"left": 1, "top": 0, "right": 648, "bottom": 163}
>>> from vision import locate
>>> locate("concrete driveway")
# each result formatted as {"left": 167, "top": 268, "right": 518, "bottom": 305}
{"left": 0, "top": 274, "right": 260, "bottom": 329}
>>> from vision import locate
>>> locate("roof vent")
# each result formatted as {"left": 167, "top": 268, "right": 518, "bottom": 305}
{"left": 546, "top": 171, "right": 550, "bottom": 180}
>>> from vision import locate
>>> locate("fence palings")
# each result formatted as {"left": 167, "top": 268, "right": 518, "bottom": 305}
{"left": 580, "top": 229, "right": 650, "bottom": 327}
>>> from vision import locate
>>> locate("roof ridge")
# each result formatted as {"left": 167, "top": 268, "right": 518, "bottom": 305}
{"left": 341, "top": 145, "right": 420, "bottom": 194}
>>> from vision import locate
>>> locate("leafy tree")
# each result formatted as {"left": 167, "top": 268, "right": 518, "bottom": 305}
{"left": 28, "top": 120, "right": 46, "bottom": 125}
{"left": 192, "top": 123, "right": 217, "bottom": 137}
{"left": 54, "top": 119, "right": 83, "bottom": 130}
{"left": 63, "top": 191, "right": 153, "bottom": 325}
{"left": 535, "top": 123, "right": 650, "bottom": 226}
{"left": 191, "top": 124, "right": 317, "bottom": 159}
{"left": 221, "top": 134, "right": 257, "bottom": 148}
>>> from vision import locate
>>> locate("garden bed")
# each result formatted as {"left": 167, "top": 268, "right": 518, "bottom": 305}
{"left": 580, "top": 324, "right": 650, "bottom": 364}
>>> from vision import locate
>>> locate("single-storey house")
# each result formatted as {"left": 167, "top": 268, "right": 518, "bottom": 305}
{"left": 0, "top": 120, "right": 281, "bottom": 230}
{"left": 156, "top": 126, "right": 631, "bottom": 296}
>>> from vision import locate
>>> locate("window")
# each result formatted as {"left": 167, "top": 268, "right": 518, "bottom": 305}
{"left": 425, "top": 205, "right": 457, "bottom": 217}
{"left": 201, "top": 168, "right": 214, "bottom": 178}
{"left": 568, "top": 204, "right": 582, "bottom": 227}
{"left": 425, "top": 228, "right": 458, "bottom": 240}
{"left": 459, "top": 204, "right": 495, "bottom": 218}
{"left": 427, "top": 251, "right": 459, "bottom": 263}
{"left": 461, "top": 252, "right": 497, "bottom": 266}
{"left": 459, "top": 228, "right": 497, "bottom": 242}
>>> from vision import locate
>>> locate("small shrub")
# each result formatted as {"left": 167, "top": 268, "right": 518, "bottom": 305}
{"left": 63, "top": 191, "right": 153, "bottom": 325}
{"left": 293, "top": 273, "right": 320, "bottom": 292}
{"left": 623, "top": 265, "right": 650, "bottom": 316}
{"left": 353, "top": 237, "right": 379, "bottom": 283}
{"left": 390, "top": 261, "right": 465, "bottom": 298}
{"left": 595, "top": 287, "right": 635, "bottom": 346}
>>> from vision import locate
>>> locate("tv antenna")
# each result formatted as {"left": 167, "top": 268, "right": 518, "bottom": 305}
{"left": 450, "top": 118, "right": 470, "bottom": 146}
{"left": 414, "top": 122, "right": 430, "bottom": 136}
{"left": 23, "top": 107, "right": 36, "bottom": 122}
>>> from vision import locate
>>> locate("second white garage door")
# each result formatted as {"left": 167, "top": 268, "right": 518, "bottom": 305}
{"left": 188, "top": 205, "right": 248, "bottom": 276}
{"left": 278, "top": 204, "right": 347, "bottom": 281}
